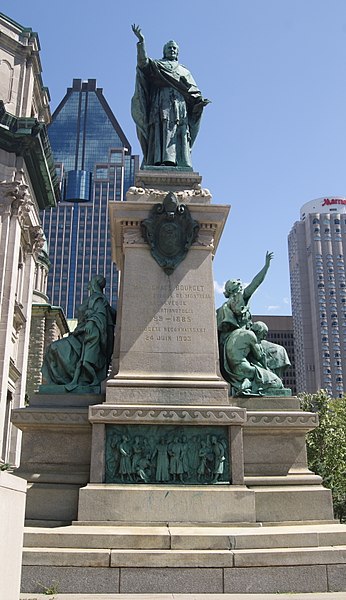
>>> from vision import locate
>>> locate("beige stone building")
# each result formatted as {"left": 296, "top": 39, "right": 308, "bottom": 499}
{"left": 0, "top": 12, "right": 59, "bottom": 467}
{"left": 26, "top": 241, "right": 69, "bottom": 400}
{"left": 289, "top": 197, "right": 346, "bottom": 396}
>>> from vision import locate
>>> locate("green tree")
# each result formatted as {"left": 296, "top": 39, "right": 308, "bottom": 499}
{"left": 300, "top": 390, "right": 346, "bottom": 521}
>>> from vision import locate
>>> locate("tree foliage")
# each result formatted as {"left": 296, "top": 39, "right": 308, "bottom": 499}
{"left": 300, "top": 390, "right": 346, "bottom": 522}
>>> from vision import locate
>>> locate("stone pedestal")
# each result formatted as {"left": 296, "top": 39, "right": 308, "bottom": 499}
{"left": 12, "top": 394, "right": 103, "bottom": 523}
{"left": 72, "top": 171, "right": 333, "bottom": 526}
{"left": 78, "top": 484, "right": 256, "bottom": 523}
{"left": 239, "top": 395, "right": 333, "bottom": 523}
{"left": 0, "top": 471, "right": 26, "bottom": 600}
{"left": 77, "top": 179, "right": 254, "bottom": 520}
{"left": 107, "top": 185, "right": 230, "bottom": 405}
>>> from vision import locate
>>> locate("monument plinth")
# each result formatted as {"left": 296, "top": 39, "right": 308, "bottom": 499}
{"left": 106, "top": 183, "right": 230, "bottom": 405}
{"left": 77, "top": 174, "right": 256, "bottom": 522}
{"left": 134, "top": 167, "right": 203, "bottom": 192}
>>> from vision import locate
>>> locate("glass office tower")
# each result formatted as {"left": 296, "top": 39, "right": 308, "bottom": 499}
{"left": 42, "top": 79, "right": 139, "bottom": 318}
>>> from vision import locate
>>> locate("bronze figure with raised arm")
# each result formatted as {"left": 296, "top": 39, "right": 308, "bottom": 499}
{"left": 216, "top": 252, "right": 291, "bottom": 396}
{"left": 131, "top": 24, "right": 210, "bottom": 168}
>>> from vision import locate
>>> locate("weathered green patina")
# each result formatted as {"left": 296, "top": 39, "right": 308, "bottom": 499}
{"left": 131, "top": 24, "right": 210, "bottom": 168}
{"left": 217, "top": 253, "right": 291, "bottom": 397}
{"left": 41, "top": 275, "right": 116, "bottom": 394}
{"left": 0, "top": 101, "right": 59, "bottom": 208}
{"left": 141, "top": 191, "right": 199, "bottom": 275}
{"left": 105, "top": 424, "right": 230, "bottom": 485}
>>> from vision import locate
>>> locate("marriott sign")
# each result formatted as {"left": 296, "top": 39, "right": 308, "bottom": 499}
{"left": 300, "top": 196, "right": 346, "bottom": 219}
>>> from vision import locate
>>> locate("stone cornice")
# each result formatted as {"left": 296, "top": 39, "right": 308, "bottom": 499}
{"left": 0, "top": 13, "right": 51, "bottom": 123}
{"left": 31, "top": 303, "right": 69, "bottom": 334}
{"left": 126, "top": 186, "right": 212, "bottom": 204}
{"left": 9, "top": 358, "right": 21, "bottom": 383}
{"left": 245, "top": 411, "right": 318, "bottom": 431}
{"left": 0, "top": 101, "right": 59, "bottom": 208}
{"left": 89, "top": 404, "right": 246, "bottom": 425}
{"left": 109, "top": 200, "right": 230, "bottom": 267}
{"left": 11, "top": 407, "right": 90, "bottom": 429}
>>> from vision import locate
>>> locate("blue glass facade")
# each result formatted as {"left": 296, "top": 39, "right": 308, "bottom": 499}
{"left": 42, "top": 79, "right": 139, "bottom": 318}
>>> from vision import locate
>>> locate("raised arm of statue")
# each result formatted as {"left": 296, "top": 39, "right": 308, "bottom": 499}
{"left": 131, "top": 24, "right": 148, "bottom": 68}
{"left": 131, "top": 24, "right": 209, "bottom": 168}
{"left": 132, "top": 23, "right": 144, "bottom": 43}
{"left": 243, "top": 251, "right": 273, "bottom": 302}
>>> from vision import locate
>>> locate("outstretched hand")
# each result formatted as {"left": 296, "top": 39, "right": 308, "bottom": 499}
{"left": 192, "top": 98, "right": 211, "bottom": 114}
{"left": 265, "top": 251, "right": 274, "bottom": 268}
{"left": 132, "top": 24, "right": 144, "bottom": 43}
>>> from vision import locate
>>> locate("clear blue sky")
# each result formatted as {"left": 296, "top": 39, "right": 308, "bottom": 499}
{"left": 3, "top": 0, "right": 346, "bottom": 315}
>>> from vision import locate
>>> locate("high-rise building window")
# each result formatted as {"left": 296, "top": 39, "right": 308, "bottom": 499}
{"left": 42, "top": 79, "right": 139, "bottom": 317}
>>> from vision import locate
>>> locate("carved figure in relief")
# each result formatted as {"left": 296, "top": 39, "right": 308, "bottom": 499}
{"left": 119, "top": 435, "right": 133, "bottom": 481}
{"left": 180, "top": 435, "right": 190, "bottom": 480}
{"left": 106, "top": 432, "right": 121, "bottom": 480}
{"left": 188, "top": 435, "right": 200, "bottom": 476}
{"left": 169, "top": 437, "right": 183, "bottom": 481}
{"left": 152, "top": 437, "right": 170, "bottom": 482}
{"left": 211, "top": 436, "right": 226, "bottom": 483}
{"left": 131, "top": 436, "right": 143, "bottom": 475}
{"left": 197, "top": 441, "right": 208, "bottom": 481}
{"left": 105, "top": 428, "right": 230, "bottom": 485}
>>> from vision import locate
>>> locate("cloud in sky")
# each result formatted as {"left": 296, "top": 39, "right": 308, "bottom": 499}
{"left": 214, "top": 280, "right": 225, "bottom": 295}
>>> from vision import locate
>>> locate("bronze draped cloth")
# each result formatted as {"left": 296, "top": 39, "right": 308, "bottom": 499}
{"left": 131, "top": 58, "right": 204, "bottom": 167}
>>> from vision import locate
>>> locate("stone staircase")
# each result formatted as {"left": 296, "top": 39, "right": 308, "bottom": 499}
{"left": 21, "top": 521, "right": 346, "bottom": 595}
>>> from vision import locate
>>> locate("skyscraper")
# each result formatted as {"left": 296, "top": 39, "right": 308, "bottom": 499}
{"left": 288, "top": 197, "right": 346, "bottom": 397}
{"left": 42, "top": 79, "right": 139, "bottom": 318}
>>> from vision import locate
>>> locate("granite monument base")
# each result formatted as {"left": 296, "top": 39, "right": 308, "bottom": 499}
{"left": 0, "top": 471, "right": 26, "bottom": 600}
{"left": 13, "top": 394, "right": 343, "bottom": 595}
{"left": 11, "top": 393, "right": 103, "bottom": 523}
{"left": 21, "top": 521, "right": 346, "bottom": 594}
{"left": 78, "top": 484, "right": 256, "bottom": 523}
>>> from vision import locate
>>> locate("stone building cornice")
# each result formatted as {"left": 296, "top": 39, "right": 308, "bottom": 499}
{"left": 0, "top": 101, "right": 59, "bottom": 208}
{"left": 0, "top": 11, "right": 51, "bottom": 123}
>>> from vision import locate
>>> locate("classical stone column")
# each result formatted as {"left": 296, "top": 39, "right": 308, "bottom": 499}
{"left": 0, "top": 181, "right": 28, "bottom": 462}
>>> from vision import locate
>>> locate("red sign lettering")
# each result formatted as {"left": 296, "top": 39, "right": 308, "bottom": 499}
{"left": 322, "top": 198, "right": 346, "bottom": 206}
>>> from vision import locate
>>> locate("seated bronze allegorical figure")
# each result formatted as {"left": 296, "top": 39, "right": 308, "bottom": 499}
{"left": 216, "top": 253, "right": 291, "bottom": 397}
{"left": 41, "top": 275, "right": 116, "bottom": 393}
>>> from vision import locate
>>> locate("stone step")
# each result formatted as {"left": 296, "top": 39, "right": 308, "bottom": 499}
{"left": 22, "top": 545, "right": 346, "bottom": 568}
{"left": 21, "top": 524, "right": 346, "bottom": 594}
{"left": 19, "top": 594, "right": 346, "bottom": 599}
{"left": 23, "top": 522, "right": 346, "bottom": 551}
